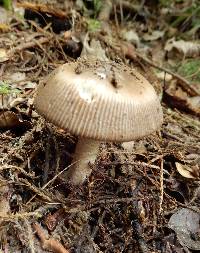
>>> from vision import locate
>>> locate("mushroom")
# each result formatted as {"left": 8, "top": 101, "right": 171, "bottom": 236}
{"left": 34, "top": 58, "right": 163, "bottom": 184}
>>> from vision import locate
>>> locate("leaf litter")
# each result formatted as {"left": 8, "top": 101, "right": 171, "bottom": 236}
{"left": 0, "top": 0, "right": 200, "bottom": 252}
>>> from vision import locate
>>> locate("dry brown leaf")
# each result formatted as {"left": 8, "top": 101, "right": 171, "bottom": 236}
{"left": 9, "top": 72, "right": 26, "bottom": 82}
{"left": 156, "top": 71, "right": 172, "bottom": 82}
{"left": 0, "top": 111, "right": 31, "bottom": 129}
{"left": 143, "top": 30, "right": 164, "bottom": 41}
{"left": 188, "top": 96, "right": 200, "bottom": 112}
{"left": 165, "top": 39, "right": 200, "bottom": 58}
{"left": 121, "top": 141, "right": 135, "bottom": 152}
{"left": 121, "top": 29, "right": 140, "bottom": 47}
{"left": 0, "top": 111, "right": 20, "bottom": 128}
{"left": 175, "top": 162, "right": 199, "bottom": 179}
{"left": 81, "top": 38, "right": 108, "bottom": 61}
{"left": 164, "top": 82, "right": 200, "bottom": 116}
{"left": 0, "top": 94, "right": 21, "bottom": 110}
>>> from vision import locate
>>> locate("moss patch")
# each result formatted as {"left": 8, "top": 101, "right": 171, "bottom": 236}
{"left": 178, "top": 59, "right": 200, "bottom": 83}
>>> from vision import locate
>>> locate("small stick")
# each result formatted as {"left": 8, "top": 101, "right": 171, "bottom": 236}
{"left": 116, "top": 0, "right": 141, "bottom": 13}
{"left": 24, "top": 219, "right": 36, "bottom": 253}
{"left": 8, "top": 37, "right": 50, "bottom": 58}
{"left": 26, "top": 163, "right": 75, "bottom": 205}
{"left": 159, "top": 159, "right": 164, "bottom": 214}
{"left": 33, "top": 223, "right": 70, "bottom": 253}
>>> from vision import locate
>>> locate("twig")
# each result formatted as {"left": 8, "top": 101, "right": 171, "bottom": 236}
{"left": 33, "top": 223, "right": 70, "bottom": 253}
{"left": 115, "top": 0, "right": 141, "bottom": 13}
{"left": 97, "top": 0, "right": 141, "bottom": 20}
{"left": 24, "top": 218, "right": 36, "bottom": 253}
{"left": 26, "top": 163, "right": 75, "bottom": 205}
{"left": 0, "top": 164, "right": 36, "bottom": 178}
{"left": 159, "top": 159, "right": 164, "bottom": 214}
{"left": 92, "top": 196, "right": 146, "bottom": 206}
{"left": 19, "top": 178, "right": 54, "bottom": 203}
{"left": 0, "top": 211, "right": 42, "bottom": 220}
{"left": 8, "top": 37, "right": 51, "bottom": 58}
{"left": 102, "top": 160, "right": 161, "bottom": 170}
{"left": 16, "top": 2, "right": 67, "bottom": 19}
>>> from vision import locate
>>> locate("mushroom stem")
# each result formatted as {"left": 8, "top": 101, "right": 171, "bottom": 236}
{"left": 67, "top": 138, "right": 100, "bottom": 185}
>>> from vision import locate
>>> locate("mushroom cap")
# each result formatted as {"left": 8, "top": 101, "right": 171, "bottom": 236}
{"left": 34, "top": 59, "right": 163, "bottom": 141}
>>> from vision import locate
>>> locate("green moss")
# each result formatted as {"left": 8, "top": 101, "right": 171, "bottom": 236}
{"left": 178, "top": 59, "right": 200, "bottom": 83}
{"left": 2, "top": 0, "right": 12, "bottom": 10}
{"left": 86, "top": 18, "right": 101, "bottom": 32}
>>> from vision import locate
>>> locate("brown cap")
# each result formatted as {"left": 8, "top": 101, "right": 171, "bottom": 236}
{"left": 34, "top": 59, "right": 163, "bottom": 141}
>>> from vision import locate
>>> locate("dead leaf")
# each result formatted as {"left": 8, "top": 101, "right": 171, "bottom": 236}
{"left": 188, "top": 96, "right": 200, "bottom": 111}
{"left": 16, "top": 2, "right": 67, "bottom": 19}
{"left": 150, "top": 42, "right": 166, "bottom": 66}
{"left": 0, "top": 48, "right": 9, "bottom": 62}
{"left": 0, "top": 96, "right": 14, "bottom": 111}
{"left": 0, "top": 177, "right": 11, "bottom": 231}
{"left": 9, "top": 72, "right": 26, "bottom": 82}
{"left": 121, "top": 141, "right": 135, "bottom": 152}
{"left": 165, "top": 39, "right": 200, "bottom": 58}
{"left": 121, "top": 29, "right": 140, "bottom": 47}
{"left": 81, "top": 37, "right": 108, "bottom": 61}
{"left": 185, "top": 154, "right": 200, "bottom": 164}
{"left": 143, "top": 30, "right": 164, "bottom": 41}
{"left": 0, "top": 6, "right": 9, "bottom": 24}
{"left": 156, "top": 71, "right": 172, "bottom": 82}
{"left": 176, "top": 162, "right": 199, "bottom": 179}
{"left": 21, "top": 50, "right": 34, "bottom": 62}
{"left": 164, "top": 82, "right": 200, "bottom": 116}
{"left": 9, "top": 97, "right": 27, "bottom": 108}
{"left": 44, "top": 208, "right": 65, "bottom": 231}
{"left": 166, "top": 175, "right": 190, "bottom": 203}
{"left": 0, "top": 111, "right": 31, "bottom": 129}
{"left": 168, "top": 208, "right": 200, "bottom": 250}
{"left": 23, "top": 82, "right": 37, "bottom": 90}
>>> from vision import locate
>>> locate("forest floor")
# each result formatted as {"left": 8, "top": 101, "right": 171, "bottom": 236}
{"left": 0, "top": 0, "right": 200, "bottom": 252}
